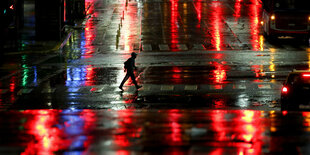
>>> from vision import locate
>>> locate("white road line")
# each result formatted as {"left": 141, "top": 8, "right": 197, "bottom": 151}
{"left": 210, "top": 85, "right": 223, "bottom": 90}
{"left": 159, "top": 44, "right": 170, "bottom": 51}
{"left": 233, "top": 84, "right": 246, "bottom": 90}
{"left": 142, "top": 44, "right": 152, "bottom": 51}
{"left": 193, "top": 44, "right": 205, "bottom": 50}
{"left": 184, "top": 85, "right": 197, "bottom": 90}
{"left": 258, "top": 84, "right": 271, "bottom": 89}
{"left": 177, "top": 44, "right": 188, "bottom": 50}
{"left": 161, "top": 85, "right": 174, "bottom": 91}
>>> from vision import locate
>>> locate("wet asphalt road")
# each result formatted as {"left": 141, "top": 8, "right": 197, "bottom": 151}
{"left": 1, "top": 109, "right": 310, "bottom": 154}
{"left": 1, "top": 0, "right": 310, "bottom": 154}
{"left": 1, "top": 0, "right": 310, "bottom": 110}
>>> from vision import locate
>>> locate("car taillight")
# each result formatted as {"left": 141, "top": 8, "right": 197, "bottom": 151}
{"left": 271, "top": 15, "right": 275, "bottom": 20}
{"left": 282, "top": 86, "right": 288, "bottom": 94}
{"left": 302, "top": 74, "right": 310, "bottom": 77}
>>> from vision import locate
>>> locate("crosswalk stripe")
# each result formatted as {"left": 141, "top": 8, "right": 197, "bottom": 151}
{"left": 159, "top": 44, "right": 169, "bottom": 51}
{"left": 210, "top": 85, "right": 223, "bottom": 90}
{"left": 233, "top": 84, "right": 246, "bottom": 89}
{"left": 184, "top": 85, "right": 197, "bottom": 90}
{"left": 142, "top": 44, "right": 152, "bottom": 51}
{"left": 161, "top": 85, "right": 174, "bottom": 91}
{"left": 0, "top": 89, "right": 8, "bottom": 94}
{"left": 258, "top": 84, "right": 271, "bottom": 89}
{"left": 177, "top": 44, "right": 188, "bottom": 50}
{"left": 193, "top": 44, "right": 205, "bottom": 50}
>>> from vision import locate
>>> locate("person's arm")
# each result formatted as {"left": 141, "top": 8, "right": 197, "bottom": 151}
{"left": 133, "top": 59, "right": 137, "bottom": 70}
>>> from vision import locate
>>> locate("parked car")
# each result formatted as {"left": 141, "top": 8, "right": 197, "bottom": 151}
{"left": 281, "top": 70, "right": 310, "bottom": 110}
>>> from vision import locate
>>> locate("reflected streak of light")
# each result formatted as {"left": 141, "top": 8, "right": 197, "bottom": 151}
{"left": 210, "top": 111, "right": 226, "bottom": 141}
{"left": 242, "top": 111, "right": 254, "bottom": 123}
{"left": 212, "top": 61, "right": 227, "bottom": 84}
{"left": 308, "top": 52, "right": 310, "bottom": 70}
{"left": 234, "top": 0, "right": 242, "bottom": 19}
{"left": 21, "top": 110, "right": 61, "bottom": 155}
{"left": 210, "top": 2, "right": 223, "bottom": 51}
{"left": 170, "top": 0, "right": 179, "bottom": 45}
{"left": 122, "top": 2, "right": 138, "bottom": 52}
{"left": 33, "top": 66, "right": 37, "bottom": 85}
{"left": 168, "top": 110, "right": 182, "bottom": 144}
{"left": 85, "top": 65, "right": 95, "bottom": 86}
{"left": 85, "top": 0, "right": 95, "bottom": 15}
{"left": 172, "top": 66, "right": 182, "bottom": 84}
{"left": 194, "top": 0, "right": 202, "bottom": 22}
{"left": 259, "top": 35, "right": 264, "bottom": 51}
{"left": 249, "top": 0, "right": 262, "bottom": 51}
{"left": 237, "top": 94, "right": 249, "bottom": 107}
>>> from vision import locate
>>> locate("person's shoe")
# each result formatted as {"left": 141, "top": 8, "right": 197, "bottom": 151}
{"left": 119, "top": 86, "right": 124, "bottom": 91}
{"left": 136, "top": 85, "right": 142, "bottom": 90}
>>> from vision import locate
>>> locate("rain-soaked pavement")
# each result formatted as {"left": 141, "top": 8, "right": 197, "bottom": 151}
{"left": 1, "top": 0, "right": 310, "bottom": 154}
{"left": 1, "top": 109, "right": 310, "bottom": 154}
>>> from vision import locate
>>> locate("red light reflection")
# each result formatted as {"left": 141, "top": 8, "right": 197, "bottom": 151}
{"left": 85, "top": 65, "right": 95, "bottom": 86}
{"left": 211, "top": 61, "right": 227, "bottom": 84}
{"left": 234, "top": 0, "right": 242, "bottom": 19}
{"left": 249, "top": 0, "right": 262, "bottom": 51}
{"left": 167, "top": 110, "right": 183, "bottom": 144}
{"left": 114, "top": 110, "right": 142, "bottom": 147}
{"left": 170, "top": 0, "right": 179, "bottom": 51}
{"left": 21, "top": 110, "right": 63, "bottom": 155}
{"left": 21, "top": 110, "right": 95, "bottom": 155}
{"left": 209, "top": 110, "right": 263, "bottom": 154}
{"left": 210, "top": 2, "right": 223, "bottom": 51}
{"left": 122, "top": 1, "right": 139, "bottom": 52}
{"left": 194, "top": 0, "right": 202, "bottom": 23}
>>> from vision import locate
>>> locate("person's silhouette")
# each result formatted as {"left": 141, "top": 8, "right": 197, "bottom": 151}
{"left": 119, "top": 52, "right": 142, "bottom": 91}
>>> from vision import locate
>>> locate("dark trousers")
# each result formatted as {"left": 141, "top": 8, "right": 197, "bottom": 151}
{"left": 120, "top": 71, "right": 138, "bottom": 88}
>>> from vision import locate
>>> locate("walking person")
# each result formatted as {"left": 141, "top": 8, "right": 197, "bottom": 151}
{"left": 119, "top": 52, "right": 142, "bottom": 91}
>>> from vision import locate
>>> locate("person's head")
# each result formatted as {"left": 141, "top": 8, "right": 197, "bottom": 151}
{"left": 131, "top": 52, "right": 137, "bottom": 59}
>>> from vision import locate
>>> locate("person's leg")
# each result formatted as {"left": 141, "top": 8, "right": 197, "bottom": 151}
{"left": 129, "top": 73, "right": 142, "bottom": 89}
{"left": 119, "top": 74, "right": 130, "bottom": 90}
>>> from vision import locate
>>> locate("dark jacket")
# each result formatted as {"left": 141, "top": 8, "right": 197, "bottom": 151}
{"left": 125, "top": 57, "right": 136, "bottom": 72}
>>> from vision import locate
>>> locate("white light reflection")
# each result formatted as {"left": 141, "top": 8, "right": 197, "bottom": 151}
{"left": 236, "top": 94, "right": 249, "bottom": 108}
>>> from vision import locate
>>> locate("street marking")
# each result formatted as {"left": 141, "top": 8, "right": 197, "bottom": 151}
{"left": 0, "top": 89, "right": 8, "bottom": 94}
{"left": 193, "top": 44, "right": 205, "bottom": 50}
{"left": 159, "top": 44, "right": 169, "bottom": 51}
{"left": 185, "top": 85, "right": 197, "bottom": 90}
{"left": 18, "top": 89, "right": 33, "bottom": 95}
{"left": 41, "top": 88, "right": 56, "bottom": 93}
{"left": 177, "top": 44, "right": 188, "bottom": 50}
{"left": 142, "top": 44, "right": 152, "bottom": 51}
{"left": 210, "top": 85, "right": 223, "bottom": 90}
{"left": 161, "top": 85, "right": 174, "bottom": 91}
{"left": 233, "top": 84, "right": 246, "bottom": 90}
{"left": 258, "top": 84, "right": 271, "bottom": 89}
